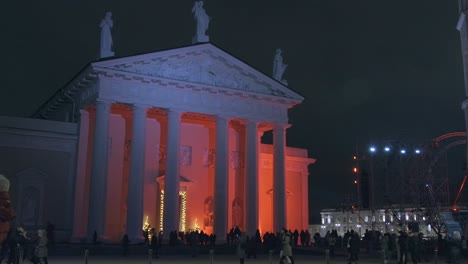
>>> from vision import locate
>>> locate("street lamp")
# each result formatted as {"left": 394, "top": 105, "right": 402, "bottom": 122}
{"left": 384, "top": 147, "right": 390, "bottom": 152}
{"left": 400, "top": 149, "right": 406, "bottom": 154}
{"left": 370, "top": 147, "right": 376, "bottom": 153}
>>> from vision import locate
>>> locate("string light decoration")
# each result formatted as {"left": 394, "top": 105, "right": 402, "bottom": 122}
{"left": 158, "top": 190, "right": 187, "bottom": 232}
{"left": 159, "top": 190, "right": 164, "bottom": 231}
{"left": 179, "top": 191, "right": 187, "bottom": 232}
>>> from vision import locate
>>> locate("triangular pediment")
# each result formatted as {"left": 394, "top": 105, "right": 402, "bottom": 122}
{"left": 91, "top": 43, "right": 303, "bottom": 101}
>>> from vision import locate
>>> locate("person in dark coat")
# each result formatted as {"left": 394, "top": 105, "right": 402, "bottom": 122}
{"left": 5, "top": 226, "right": 17, "bottom": 264}
{"left": 348, "top": 232, "right": 360, "bottom": 264}
{"left": 150, "top": 229, "right": 159, "bottom": 258}
{"left": 408, "top": 232, "right": 418, "bottom": 264}
{"left": 447, "top": 231, "right": 462, "bottom": 264}
{"left": 121, "top": 234, "right": 129, "bottom": 256}
{"left": 46, "top": 222, "right": 55, "bottom": 247}
{"left": 36, "top": 229, "right": 48, "bottom": 264}
{"left": 398, "top": 231, "right": 409, "bottom": 264}
{"left": 92, "top": 230, "right": 98, "bottom": 244}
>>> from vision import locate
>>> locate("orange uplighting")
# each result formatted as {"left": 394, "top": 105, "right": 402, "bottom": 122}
{"left": 354, "top": 180, "right": 358, "bottom": 184}
{"left": 353, "top": 167, "right": 358, "bottom": 173}
{"left": 353, "top": 156, "right": 357, "bottom": 160}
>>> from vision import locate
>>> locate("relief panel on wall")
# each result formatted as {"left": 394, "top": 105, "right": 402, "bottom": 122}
{"left": 203, "top": 148, "right": 215, "bottom": 168}
{"left": 203, "top": 196, "right": 214, "bottom": 228}
{"left": 180, "top": 146, "right": 192, "bottom": 167}
{"left": 232, "top": 197, "right": 243, "bottom": 230}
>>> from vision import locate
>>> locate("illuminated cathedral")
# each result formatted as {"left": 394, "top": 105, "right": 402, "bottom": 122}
{"left": 0, "top": 43, "right": 315, "bottom": 242}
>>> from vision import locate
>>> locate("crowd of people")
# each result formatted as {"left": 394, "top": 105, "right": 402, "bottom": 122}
{"left": 129, "top": 225, "right": 467, "bottom": 264}
{"left": 0, "top": 222, "right": 54, "bottom": 264}
{"left": 316, "top": 228, "right": 465, "bottom": 264}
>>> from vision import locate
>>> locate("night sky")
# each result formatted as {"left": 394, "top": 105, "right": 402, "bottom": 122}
{"left": 1, "top": 1, "right": 466, "bottom": 223}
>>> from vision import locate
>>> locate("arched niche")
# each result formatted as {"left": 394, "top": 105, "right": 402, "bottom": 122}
{"left": 15, "top": 168, "right": 48, "bottom": 228}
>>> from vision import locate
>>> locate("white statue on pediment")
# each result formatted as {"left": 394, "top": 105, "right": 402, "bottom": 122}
{"left": 192, "top": 1, "right": 210, "bottom": 43}
{"left": 273, "top": 48, "right": 288, "bottom": 85}
{"left": 100, "top": 11, "right": 115, "bottom": 59}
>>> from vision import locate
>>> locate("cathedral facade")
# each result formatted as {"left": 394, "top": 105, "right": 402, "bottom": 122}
{"left": 0, "top": 43, "right": 315, "bottom": 242}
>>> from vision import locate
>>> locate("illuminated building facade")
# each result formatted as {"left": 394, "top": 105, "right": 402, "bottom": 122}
{"left": 18, "top": 43, "right": 315, "bottom": 242}
{"left": 320, "top": 208, "right": 439, "bottom": 238}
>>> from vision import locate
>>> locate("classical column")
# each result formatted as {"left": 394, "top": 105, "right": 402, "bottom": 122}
{"left": 458, "top": 1, "right": 468, "bottom": 177}
{"left": 214, "top": 115, "right": 229, "bottom": 240}
{"left": 163, "top": 109, "right": 181, "bottom": 236}
{"left": 87, "top": 100, "right": 111, "bottom": 240}
{"left": 273, "top": 123, "right": 287, "bottom": 232}
{"left": 245, "top": 120, "right": 259, "bottom": 236}
{"left": 72, "top": 109, "right": 90, "bottom": 240}
{"left": 126, "top": 105, "right": 148, "bottom": 241}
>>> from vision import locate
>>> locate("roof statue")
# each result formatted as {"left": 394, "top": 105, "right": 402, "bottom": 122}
{"left": 192, "top": 1, "right": 210, "bottom": 44}
{"left": 272, "top": 48, "right": 288, "bottom": 85}
{"left": 100, "top": 11, "right": 115, "bottom": 59}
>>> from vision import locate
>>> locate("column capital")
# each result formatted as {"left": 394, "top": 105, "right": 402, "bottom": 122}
{"left": 132, "top": 104, "right": 151, "bottom": 111}
{"left": 273, "top": 123, "right": 291, "bottom": 130}
{"left": 95, "top": 99, "right": 113, "bottom": 105}
{"left": 166, "top": 108, "right": 184, "bottom": 114}
{"left": 215, "top": 114, "right": 231, "bottom": 121}
{"left": 244, "top": 119, "right": 262, "bottom": 126}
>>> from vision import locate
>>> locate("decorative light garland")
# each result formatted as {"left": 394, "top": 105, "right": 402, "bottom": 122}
{"left": 179, "top": 191, "right": 187, "bottom": 232}
{"left": 159, "top": 190, "right": 165, "bottom": 231}
{"left": 159, "top": 190, "right": 187, "bottom": 232}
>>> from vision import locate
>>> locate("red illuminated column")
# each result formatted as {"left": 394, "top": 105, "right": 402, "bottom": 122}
{"left": 214, "top": 115, "right": 229, "bottom": 241}
{"left": 273, "top": 123, "right": 288, "bottom": 232}
{"left": 126, "top": 104, "right": 148, "bottom": 241}
{"left": 163, "top": 109, "right": 182, "bottom": 237}
{"left": 245, "top": 120, "right": 259, "bottom": 236}
{"left": 88, "top": 100, "right": 111, "bottom": 240}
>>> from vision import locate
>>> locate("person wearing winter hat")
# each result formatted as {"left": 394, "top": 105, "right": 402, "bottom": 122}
{"left": 0, "top": 174, "right": 15, "bottom": 243}
{"left": 280, "top": 228, "right": 294, "bottom": 264}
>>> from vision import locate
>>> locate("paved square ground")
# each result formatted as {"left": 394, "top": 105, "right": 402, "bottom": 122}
{"left": 45, "top": 254, "right": 386, "bottom": 264}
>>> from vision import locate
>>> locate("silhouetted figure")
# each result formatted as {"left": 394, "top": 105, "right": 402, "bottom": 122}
{"left": 143, "top": 229, "right": 149, "bottom": 246}
{"left": 17, "top": 227, "right": 31, "bottom": 262}
{"left": 447, "top": 231, "right": 462, "bottom": 264}
{"left": 46, "top": 221, "right": 55, "bottom": 247}
{"left": 347, "top": 231, "right": 360, "bottom": 264}
{"left": 36, "top": 229, "right": 48, "bottom": 264}
{"left": 293, "top": 230, "right": 299, "bottom": 247}
{"left": 190, "top": 231, "right": 199, "bottom": 257}
{"left": 121, "top": 234, "right": 129, "bottom": 256}
{"left": 3, "top": 226, "right": 16, "bottom": 264}
{"left": 398, "top": 232, "right": 409, "bottom": 264}
{"left": 408, "top": 232, "right": 419, "bottom": 264}
{"left": 329, "top": 235, "right": 336, "bottom": 256}
{"left": 246, "top": 235, "right": 257, "bottom": 258}
{"left": 150, "top": 229, "right": 158, "bottom": 258}
{"left": 92, "top": 230, "right": 98, "bottom": 244}
{"left": 304, "top": 230, "right": 311, "bottom": 247}
{"left": 237, "top": 233, "right": 247, "bottom": 264}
